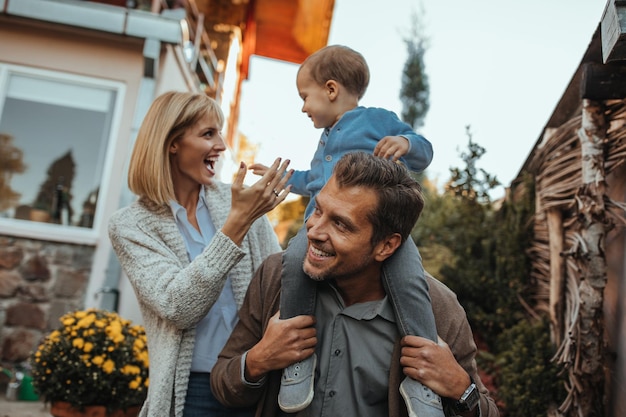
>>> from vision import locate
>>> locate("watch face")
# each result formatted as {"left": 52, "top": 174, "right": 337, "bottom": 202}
{"left": 455, "top": 382, "right": 479, "bottom": 411}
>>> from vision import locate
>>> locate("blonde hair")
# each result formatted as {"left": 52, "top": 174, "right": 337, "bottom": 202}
{"left": 299, "top": 45, "right": 370, "bottom": 99}
{"left": 127, "top": 91, "right": 224, "bottom": 205}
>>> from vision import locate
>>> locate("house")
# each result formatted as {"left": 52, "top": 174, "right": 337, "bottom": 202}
{"left": 508, "top": 1, "right": 626, "bottom": 415}
{"left": 0, "top": 0, "right": 333, "bottom": 365}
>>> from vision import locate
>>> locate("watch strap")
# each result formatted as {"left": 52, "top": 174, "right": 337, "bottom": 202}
{"left": 453, "top": 376, "right": 480, "bottom": 412}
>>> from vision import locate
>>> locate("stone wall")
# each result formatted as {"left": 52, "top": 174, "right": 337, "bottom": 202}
{"left": 0, "top": 235, "right": 95, "bottom": 368}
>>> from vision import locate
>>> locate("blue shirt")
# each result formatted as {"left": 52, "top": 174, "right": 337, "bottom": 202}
{"left": 287, "top": 106, "right": 433, "bottom": 218}
{"left": 169, "top": 187, "right": 238, "bottom": 372}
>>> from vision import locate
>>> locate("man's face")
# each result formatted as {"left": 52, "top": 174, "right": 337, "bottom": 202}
{"left": 303, "top": 176, "right": 381, "bottom": 282}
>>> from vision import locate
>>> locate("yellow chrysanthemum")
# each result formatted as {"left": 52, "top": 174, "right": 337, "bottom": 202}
{"left": 49, "top": 330, "right": 61, "bottom": 343}
{"left": 76, "top": 313, "right": 96, "bottom": 329}
{"left": 129, "top": 376, "right": 142, "bottom": 390}
{"left": 30, "top": 308, "right": 149, "bottom": 410}
{"left": 102, "top": 359, "right": 115, "bottom": 374}
{"left": 105, "top": 321, "right": 125, "bottom": 344}
{"left": 137, "top": 351, "right": 149, "bottom": 367}
{"left": 121, "top": 365, "right": 141, "bottom": 375}
{"left": 133, "top": 338, "right": 145, "bottom": 350}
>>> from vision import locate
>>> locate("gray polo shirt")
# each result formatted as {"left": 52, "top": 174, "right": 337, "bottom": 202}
{"left": 293, "top": 281, "right": 398, "bottom": 417}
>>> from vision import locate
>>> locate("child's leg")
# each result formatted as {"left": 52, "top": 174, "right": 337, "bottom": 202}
{"left": 383, "top": 238, "right": 444, "bottom": 417}
{"left": 382, "top": 237, "right": 437, "bottom": 341}
{"left": 279, "top": 226, "right": 317, "bottom": 319}
{"left": 278, "top": 225, "right": 317, "bottom": 413}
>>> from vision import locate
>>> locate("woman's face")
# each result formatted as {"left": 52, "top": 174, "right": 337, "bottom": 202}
{"left": 169, "top": 111, "right": 225, "bottom": 190}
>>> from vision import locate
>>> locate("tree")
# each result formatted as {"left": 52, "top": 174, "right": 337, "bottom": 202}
{"left": 400, "top": 9, "right": 430, "bottom": 130}
{"left": 33, "top": 151, "right": 75, "bottom": 224}
{"left": 413, "top": 130, "right": 566, "bottom": 415}
{"left": 447, "top": 126, "right": 500, "bottom": 204}
{"left": 0, "top": 133, "right": 27, "bottom": 212}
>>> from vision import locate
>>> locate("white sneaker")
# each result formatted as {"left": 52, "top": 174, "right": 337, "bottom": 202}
{"left": 400, "top": 377, "right": 445, "bottom": 417}
{"left": 278, "top": 354, "right": 317, "bottom": 413}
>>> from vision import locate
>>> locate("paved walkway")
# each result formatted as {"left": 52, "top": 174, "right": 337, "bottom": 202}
{"left": 0, "top": 391, "right": 50, "bottom": 417}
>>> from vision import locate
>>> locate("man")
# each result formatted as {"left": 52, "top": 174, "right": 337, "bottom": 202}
{"left": 211, "top": 152, "right": 499, "bottom": 417}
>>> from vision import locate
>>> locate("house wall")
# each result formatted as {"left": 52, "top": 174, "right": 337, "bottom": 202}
{"left": 157, "top": 44, "right": 196, "bottom": 94}
{"left": 0, "top": 19, "right": 147, "bottom": 364}
{"left": 0, "top": 3, "right": 246, "bottom": 363}
{"left": 523, "top": 101, "right": 626, "bottom": 417}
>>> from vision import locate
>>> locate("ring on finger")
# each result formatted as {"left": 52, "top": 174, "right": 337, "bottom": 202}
{"left": 273, "top": 189, "right": 280, "bottom": 197}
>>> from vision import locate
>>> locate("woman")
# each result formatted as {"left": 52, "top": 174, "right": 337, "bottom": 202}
{"left": 108, "top": 91, "right": 291, "bottom": 417}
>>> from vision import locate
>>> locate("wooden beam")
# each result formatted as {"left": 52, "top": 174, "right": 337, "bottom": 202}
{"left": 581, "top": 62, "right": 626, "bottom": 99}
{"left": 601, "top": 0, "right": 626, "bottom": 62}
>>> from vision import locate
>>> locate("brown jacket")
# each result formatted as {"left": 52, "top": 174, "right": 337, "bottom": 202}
{"left": 211, "top": 253, "right": 499, "bottom": 417}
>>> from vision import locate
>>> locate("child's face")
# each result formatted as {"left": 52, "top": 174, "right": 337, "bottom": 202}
{"left": 296, "top": 66, "right": 338, "bottom": 129}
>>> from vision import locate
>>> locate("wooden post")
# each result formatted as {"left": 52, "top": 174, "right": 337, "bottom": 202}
{"left": 572, "top": 98, "right": 609, "bottom": 417}
{"left": 547, "top": 208, "right": 564, "bottom": 346}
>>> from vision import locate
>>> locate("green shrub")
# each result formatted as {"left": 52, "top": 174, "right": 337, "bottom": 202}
{"left": 495, "top": 318, "right": 566, "bottom": 417}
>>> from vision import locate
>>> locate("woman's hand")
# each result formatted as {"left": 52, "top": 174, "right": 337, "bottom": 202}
{"left": 223, "top": 158, "right": 293, "bottom": 245}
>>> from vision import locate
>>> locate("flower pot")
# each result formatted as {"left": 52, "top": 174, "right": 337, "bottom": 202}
{"left": 50, "top": 402, "right": 141, "bottom": 417}
{"left": 29, "top": 208, "right": 51, "bottom": 222}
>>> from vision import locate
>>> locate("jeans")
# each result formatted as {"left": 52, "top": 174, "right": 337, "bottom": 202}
{"left": 183, "top": 372, "right": 255, "bottom": 417}
{"left": 279, "top": 226, "right": 437, "bottom": 342}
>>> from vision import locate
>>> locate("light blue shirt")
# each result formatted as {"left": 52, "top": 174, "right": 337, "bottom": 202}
{"left": 287, "top": 106, "right": 433, "bottom": 219}
{"left": 169, "top": 187, "right": 238, "bottom": 372}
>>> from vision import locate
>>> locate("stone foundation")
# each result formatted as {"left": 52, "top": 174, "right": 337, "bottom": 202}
{"left": 0, "top": 235, "right": 95, "bottom": 368}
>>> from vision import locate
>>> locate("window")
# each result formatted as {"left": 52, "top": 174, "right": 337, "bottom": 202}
{"left": 0, "top": 65, "right": 124, "bottom": 244}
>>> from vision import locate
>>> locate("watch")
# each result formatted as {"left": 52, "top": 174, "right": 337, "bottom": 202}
{"left": 453, "top": 376, "right": 480, "bottom": 413}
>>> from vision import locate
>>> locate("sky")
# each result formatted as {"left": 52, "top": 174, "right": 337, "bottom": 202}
{"left": 237, "top": 0, "right": 608, "bottom": 200}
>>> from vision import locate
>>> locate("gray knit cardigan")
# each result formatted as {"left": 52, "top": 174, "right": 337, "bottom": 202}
{"left": 108, "top": 181, "right": 281, "bottom": 417}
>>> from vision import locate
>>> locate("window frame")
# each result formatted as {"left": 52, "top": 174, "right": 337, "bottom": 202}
{"left": 0, "top": 64, "right": 126, "bottom": 245}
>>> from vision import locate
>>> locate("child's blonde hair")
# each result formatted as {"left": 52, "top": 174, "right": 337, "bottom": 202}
{"left": 299, "top": 45, "right": 370, "bottom": 99}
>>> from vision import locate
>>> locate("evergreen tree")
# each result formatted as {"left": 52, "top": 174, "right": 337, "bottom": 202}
{"left": 33, "top": 151, "right": 75, "bottom": 224}
{"left": 400, "top": 10, "right": 430, "bottom": 129}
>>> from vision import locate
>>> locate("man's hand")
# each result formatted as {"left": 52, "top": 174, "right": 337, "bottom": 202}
{"left": 400, "top": 336, "right": 472, "bottom": 400}
{"left": 245, "top": 312, "right": 317, "bottom": 382}
{"left": 373, "top": 136, "right": 410, "bottom": 162}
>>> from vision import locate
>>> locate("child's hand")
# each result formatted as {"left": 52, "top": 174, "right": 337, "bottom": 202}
{"left": 374, "top": 136, "right": 410, "bottom": 162}
{"left": 249, "top": 163, "right": 270, "bottom": 176}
